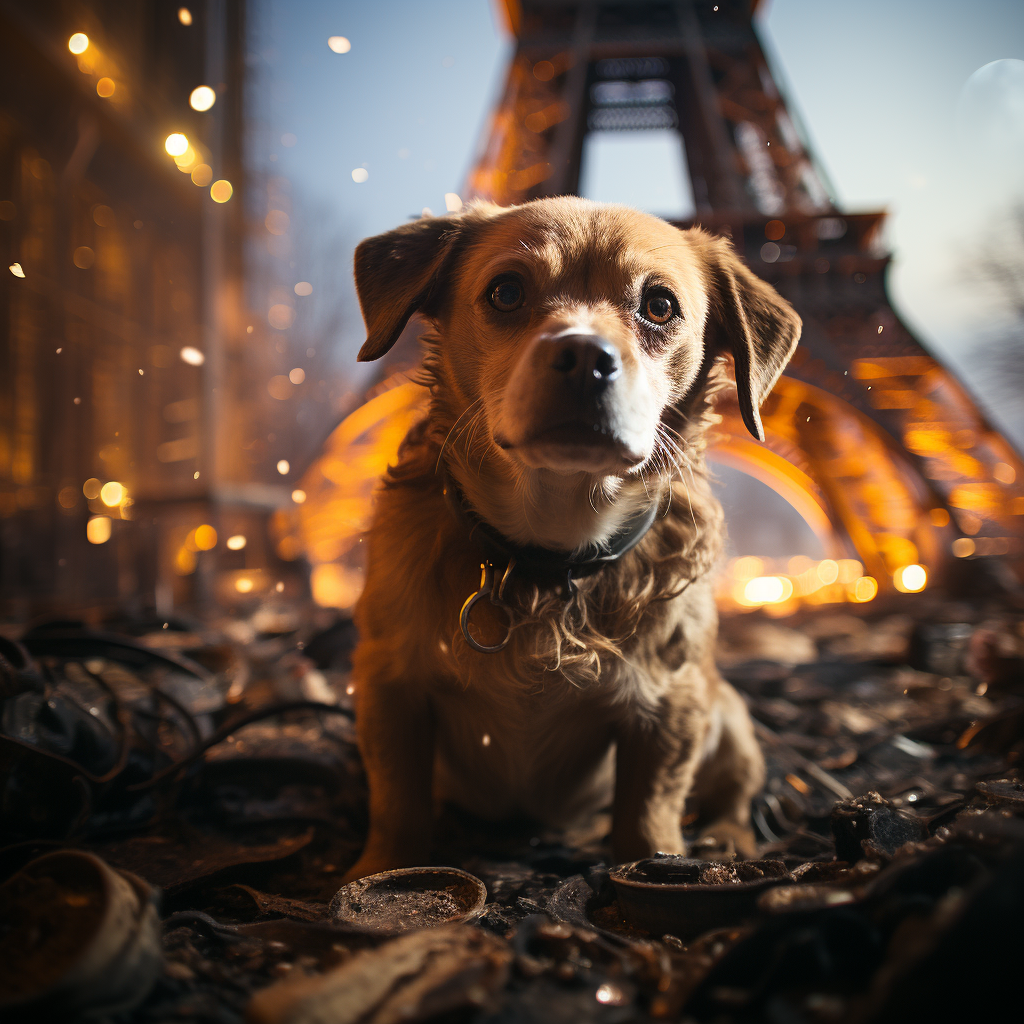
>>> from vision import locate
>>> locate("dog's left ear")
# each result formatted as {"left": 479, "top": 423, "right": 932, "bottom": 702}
{"left": 704, "top": 239, "right": 802, "bottom": 442}
{"left": 354, "top": 214, "right": 462, "bottom": 362}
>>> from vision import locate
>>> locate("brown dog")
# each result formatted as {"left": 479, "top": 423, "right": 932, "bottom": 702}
{"left": 341, "top": 196, "right": 800, "bottom": 882}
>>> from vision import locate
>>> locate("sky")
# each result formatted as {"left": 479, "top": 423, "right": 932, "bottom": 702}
{"left": 254, "top": 0, "right": 1024, "bottom": 437}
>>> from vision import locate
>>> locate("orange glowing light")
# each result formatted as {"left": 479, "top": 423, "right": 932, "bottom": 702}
{"left": 226, "top": 534, "right": 247, "bottom": 551}
{"left": 87, "top": 516, "right": 111, "bottom": 544}
{"left": 189, "top": 85, "right": 216, "bottom": 111}
{"left": 291, "top": 489, "right": 307, "bottom": 504}
{"left": 210, "top": 179, "right": 233, "bottom": 203}
{"left": 894, "top": 564, "right": 927, "bottom": 593}
{"left": 276, "top": 460, "right": 290, "bottom": 476}
{"left": 194, "top": 524, "right": 217, "bottom": 551}
{"left": 96, "top": 77, "right": 115, "bottom": 97}
{"left": 68, "top": 33, "right": 89, "bottom": 55}
{"left": 851, "top": 576, "right": 878, "bottom": 602}
{"left": 9, "top": 263, "right": 25, "bottom": 278}
{"left": 164, "top": 133, "right": 189, "bottom": 157}
{"left": 83, "top": 478, "right": 102, "bottom": 500}
{"left": 952, "top": 537, "right": 975, "bottom": 558}
{"left": 180, "top": 346, "right": 205, "bottom": 366}
{"left": 178, "top": 8, "right": 193, "bottom": 25}
{"left": 191, "top": 164, "right": 213, "bottom": 186}
{"left": 288, "top": 367, "right": 305, "bottom": 385}
{"left": 100, "top": 481, "right": 124, "bottom": 506}
{"left": 235, "top": 577, "right": 254, "bottom": 594}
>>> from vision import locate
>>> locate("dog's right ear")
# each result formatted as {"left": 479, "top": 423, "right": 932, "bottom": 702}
{"left": 354, "top": 215, "right": 461, "bottom": 362}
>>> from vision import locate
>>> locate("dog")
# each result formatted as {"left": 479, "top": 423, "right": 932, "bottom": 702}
{"left": 341, "top": 196, "right": 800, "bottom": 882}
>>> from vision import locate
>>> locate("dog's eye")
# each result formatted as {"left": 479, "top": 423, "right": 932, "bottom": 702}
{"left": 642, "top": 290, "right": 676, "bottom": 325}
{"left": 489, "top": 277, "right": 524, "bottom": 312}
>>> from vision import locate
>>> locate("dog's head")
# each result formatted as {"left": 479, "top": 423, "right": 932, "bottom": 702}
{"left": 354, "top": 197, "right": 799, "bottom": 536}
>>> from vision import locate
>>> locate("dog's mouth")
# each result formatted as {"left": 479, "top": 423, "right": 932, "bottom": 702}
{"left": 494, "top": 421, "right": 645, "bottom": 472}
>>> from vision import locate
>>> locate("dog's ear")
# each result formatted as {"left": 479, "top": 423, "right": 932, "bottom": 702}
{"left": 704, "top": 239, "right": 802, "bottom": 442}
{"left": 354, "top": 215, "right": 461, "bottom": 362}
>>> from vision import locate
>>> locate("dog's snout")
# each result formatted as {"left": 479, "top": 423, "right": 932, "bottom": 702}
{"left": 546, "top": 335, "right": 621, "bottom": 388}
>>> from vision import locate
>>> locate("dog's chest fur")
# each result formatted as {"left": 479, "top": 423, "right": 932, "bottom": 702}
{"left": 354, "top": 438, "right": 724, "bottom": 825}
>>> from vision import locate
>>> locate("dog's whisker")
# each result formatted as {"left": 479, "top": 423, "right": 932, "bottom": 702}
{"left": 436, "top": 397, "right": 485, "bottom": 473}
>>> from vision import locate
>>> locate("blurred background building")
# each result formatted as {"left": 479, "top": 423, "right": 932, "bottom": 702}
{"left": 2, "top": 0, "right": 1023, "bottom": 622}
{"left": 0, "top": 0, "right": 328, "bottom": 618}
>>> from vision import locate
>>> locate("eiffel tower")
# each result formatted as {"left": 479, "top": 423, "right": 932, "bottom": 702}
{"left": 459, "top": 0, "right": 1024, "bottom": 594}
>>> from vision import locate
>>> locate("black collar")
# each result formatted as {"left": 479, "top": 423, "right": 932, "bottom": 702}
{"left": 442, "top": 475, "right": 659, "bottom": 586}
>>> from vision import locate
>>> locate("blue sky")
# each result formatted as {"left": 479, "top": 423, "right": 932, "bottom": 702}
{"left": 254, "top": 0, "right": 1024, "bottom": 435}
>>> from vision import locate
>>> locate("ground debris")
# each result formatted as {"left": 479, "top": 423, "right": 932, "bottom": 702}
{"left": 2, "top": 603, "right": 1024, "bottom": 1022}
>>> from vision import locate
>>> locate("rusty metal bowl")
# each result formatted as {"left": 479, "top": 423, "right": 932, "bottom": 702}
{"left": 329, "top": 866, "right": 487, "bottom": 935}
{"left": 608, "top": 856, "right": 790, "bottom": 940}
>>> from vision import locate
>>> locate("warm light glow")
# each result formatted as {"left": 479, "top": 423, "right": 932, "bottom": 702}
{"left": 836, "top": 559, "right": 863, "bottom": 584}
{"left": 327, "top": 36, "right": 351, "bottom": 53}
{"left": 174, "top": 146, "right": 198, "bottom": 171}
{"left": 310, "top": 563, "right": 363, "bottom": 609}
{"left": 816, "top": 559, "right": 839, "bottom": 585}
{"left": 86, "top": 516, "right": 111, "bottom": 544}
{"left": 191, "top": 164, "right": 212, "bottom": 186}
{"left": 994, "top": 462, "right": 1016, "bottom": 484}
{"left": 267, "top": 375, "right": 293, "bottom": 399}
{"left": 210, "top": 179, "right": 233, "bottom": 203}
{"left": 235, "top": 577, "right": 254, "bottom": 593}
{"left": 277, "top": 459, "right": 290, "bottom": 475}
{"left": 288, "top": 367, "right": 305, "bottom": 385}
{"left": 180, "top": 346, "right": 205, "bottom": 366}
{"left": 294, "top": 281, "right": 312, "bottom": 296}
{"left": 852, "top": 576, "right": 878, "bottom": 602}
{"left": 291, "top": 489, "right": 307, "bottom": 504}
{"left": 178, "top": 7, "right": 193, "bottom": 25}
{"left": 743, "top": 575, "right": 792, "bottom": 604}
{"left": 732, "top": 556, "right": 765, "bottom": 580}
{"left": 351, "top": 167, "right": 368, "bottom": 183}
{"left": 189, "top": 85, "right": 216, "bottom": 111}
{"left": 895, "top": 564, "right": 927, "bottom": 593}
{"left": 175, "top": 546, "right": 196, "bottom": 575}
{"left": 100, "top": 481, "right": 124, "bottom": 506}
{"left": 73, "top": 246, "right": 95, "bottom": 269}
{"left": 9, "top": 263, "right": 24, "bottom": 278}
{"left": 194, "top": 524, "right": 217, "bottom": 550}
{"left": 164, "top": 133, "right": 189, "bottom": 157}
{"left": 68, "top": 33, "right": 89, "bottom": 55}
{"left": 444, "top": 192, "right": 463, "bottom": 212}
{"left": 96, "top": 77, "right": 115, "bottom": 98}
{"left": 952, "top": 537, "right": 976, "bottom": 558}
{"left": 929, "top": 508, "right": 950, "bottom": 528}
{"left": 226, "top": 534, "right": 247, "bottom": 550}
{"left": 265, "top": 209, "right": 289, "bottom": 234}
{"left": 267, "top": 305, "right": 295, "bottom": 330}
{"left": 58, "top": 486, "right": 78, "bottom": 509}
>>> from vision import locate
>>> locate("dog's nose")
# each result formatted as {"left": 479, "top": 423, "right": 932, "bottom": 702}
{"left": 546, "top": 335, "right": 621, "bottom": 389}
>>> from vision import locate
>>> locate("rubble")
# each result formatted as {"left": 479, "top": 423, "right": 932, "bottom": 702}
{"left": 0, "top": 599, "right": 1022, "bottom": 1022}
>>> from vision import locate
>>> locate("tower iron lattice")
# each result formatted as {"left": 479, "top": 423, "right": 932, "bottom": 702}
{"left": 462, "top": 0, "right": 1024, "bottom": 590}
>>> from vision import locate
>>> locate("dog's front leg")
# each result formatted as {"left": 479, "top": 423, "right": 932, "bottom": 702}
{"left": 611, "top": 668, "right": 708, "bottom": 864}
{"left": 341, "top": 679, "right": 435, "bottom": 883}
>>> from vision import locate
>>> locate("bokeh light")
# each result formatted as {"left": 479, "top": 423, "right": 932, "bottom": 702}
{"left": 191, "top": 164, "right": 212, "bottom": 186}
{"left": 351, "top": 167, "right": 368, "bottom": 183}
{"left": 177, "top": 8, "right": 192, "bottom": 25}
{"left": 86, "top": 516, "right": 111, "bottom": 544}
{"left": 96, "top": 77, "right": 115, "bottom": 98}
{"left": 288, "top": 367, "right": 305, "bottom": 384}
{"left": 235, "top": 577, "right": 254, "bottom": 593}
{"left": 210, "top": 179, "right": 233, "bottom": 202}
{"left": 83, "top": 477, "right": 102, "bottom": 500}
{"left": 164, "top": 133, "right": 189, "bottom": 156}
{"left": 291, "top": 489, "right": 307, "bottom": 504}
{"left": 226, "top": 534, "right": 247, "bottom": 550}
{"left": 327, "top": 36, "right": 351, "bottom": 53}
{"left": 100, "top": 481, "right": 124, "bottom": 506}
{"left": 189, "top": 85, "right": 216, "bottom": 111}
{"left": 294, "top": 281, "right": 312, "bottom": 296}
{"left": 193, "top": 524, "right": 217, "bottom": 550}
{"left": 276, "top": 459, "right": 290, "bottom": 475}
{"left": 894, "top": 564, "right": 927, "bottom": 593}
{"left": 179, "top": 346, "right": 205, "bottom": 366}
{"left": 68, "top": 33, "right": 89, "bottom": 55}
